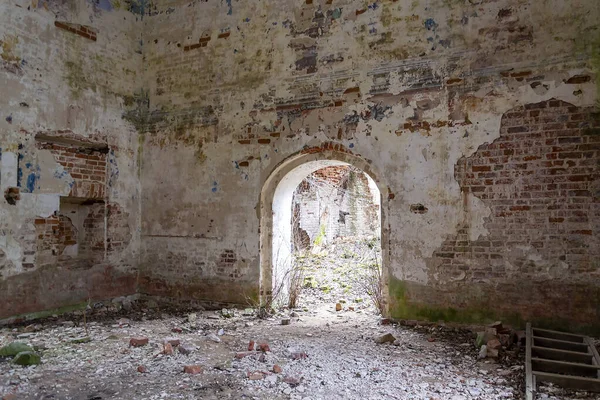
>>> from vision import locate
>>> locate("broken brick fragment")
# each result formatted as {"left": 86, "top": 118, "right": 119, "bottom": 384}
{"left": 162, "top": 343, "right": 173, "bottom": 355}
{"left": 183, "top": 365, "right": 203, "bottom": 374}
{"left": 487, "top": 338, "right": 502, "bottom": 350}
{"left": 129, "top": 337, "right": 149, "bottom": 347}
{"left": 257, "top": 342, "right": 270, "bottom": 352}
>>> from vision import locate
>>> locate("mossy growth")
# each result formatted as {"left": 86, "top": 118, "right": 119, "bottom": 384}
{"left": 313, "top": 224, "right": 326, "bottom": 246}
{"left": 0, "top": 302, "right": 89, "bottom": 325}
{"left": 388, "top": 277, "right": 600, "bottom": 336}
{"left": 0, "top": 342, "right": 33, "bottom": 357}
{"left": 244, "top": 286, "right": 260, "bottom": 305}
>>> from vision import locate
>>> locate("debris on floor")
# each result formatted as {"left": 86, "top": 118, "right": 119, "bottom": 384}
{"left": 1, "top": 302, "right": 599, "bottom": 399}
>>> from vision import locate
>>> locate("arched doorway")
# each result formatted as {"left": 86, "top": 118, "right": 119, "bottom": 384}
{"left": 259, "top": 149, "right": 390, "bottom": 315}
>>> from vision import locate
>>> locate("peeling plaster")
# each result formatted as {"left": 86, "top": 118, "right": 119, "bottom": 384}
{"left": 1, "top": 0, "right": 599, "bottom": 328}
{"left": 137, "top": 0, "right": 599, "bottom": 329}
{"left": 0, "top": 0, "right": 141, "bottom": 318}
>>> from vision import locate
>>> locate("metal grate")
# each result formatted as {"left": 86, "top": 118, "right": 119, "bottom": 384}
{"left": 526, "top": 322, "right": 600, "bottom": 399}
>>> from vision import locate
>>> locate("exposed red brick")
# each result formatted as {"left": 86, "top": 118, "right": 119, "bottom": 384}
{"left": 184, "top": 43, "right": 203, "bottom": 51}
{"left": 54, "top": 21, "right": 97, "bottom": 41}
{"left": 437, "top": 99, "right": 599, "bottom": 327}
{"left": 257, "top": 342, "right": 270, "bottom": 352}
{"left": 162, "top": 343, "right": 174, "bottom": 355}
{"left": 446, "top": 78, "right": 463, "bottom": 85}
{"left": 36, "top": 141, "right": 107, "bottom": 199}
{"left": 510, "top": 70, "right": 531, "bottom": 78}
{"left": 565, "top": 75, "right": 591, "bottom": 84}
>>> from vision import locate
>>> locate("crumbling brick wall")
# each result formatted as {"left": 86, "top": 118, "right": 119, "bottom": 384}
{"left": 138, "top": 0, "right": 599, "bottom": 332}
{"left": 0, "top": 249, "right": 14, "bottom": 280}
{"left": 30, "top": 139, "right": 123, "bottom": 269}
{"left": 2, "top": 0, "right": 597, "bottom": 332}
{"left": 427, "top": 100, "right": 600, "bottom": 328}
{"left": 292, "top": 166, "right": 380, "bottom": 249}
{"left": 0, "top": 1, "right": 140, "bottom": 320}
{"left": 37, "top": 141, "right": 108, "bottom": 199}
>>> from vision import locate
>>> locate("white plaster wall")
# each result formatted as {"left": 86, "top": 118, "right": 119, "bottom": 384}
{"left": 0, "top": 0, "right": 142, "bottom": 305}
{"left": 136, "top": 0, "right": 599, "bottom": 322}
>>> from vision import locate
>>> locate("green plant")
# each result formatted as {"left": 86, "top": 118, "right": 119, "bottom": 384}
{"left": 314, "top": 224, "right": 326, "bottom": 246}
{"left": 303, "top": 276, "right": 317, "bottom": 288}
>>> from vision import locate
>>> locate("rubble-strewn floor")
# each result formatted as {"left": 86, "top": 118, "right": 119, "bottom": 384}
{"left": 1, "top": 304, "right": 599, "bottom": 400}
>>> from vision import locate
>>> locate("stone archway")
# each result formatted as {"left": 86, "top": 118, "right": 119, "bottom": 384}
{"left": 259, "top": 147, "right": 390, "bottom": 314}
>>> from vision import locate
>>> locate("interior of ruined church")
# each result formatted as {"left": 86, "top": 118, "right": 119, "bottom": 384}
{"left": 0, "top": 1, "right": 599, "bottom": 399}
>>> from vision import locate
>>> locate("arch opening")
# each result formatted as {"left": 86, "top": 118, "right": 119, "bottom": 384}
{"left": 259, "top": 151, "right": 389, "bottom": 315}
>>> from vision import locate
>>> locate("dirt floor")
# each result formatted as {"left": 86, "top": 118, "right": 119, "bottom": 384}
{"left": 1, "top": 240, "right": 598, "bottom": 400}
{"left": 1, "top": 302, "right": 599, "bottom": 400}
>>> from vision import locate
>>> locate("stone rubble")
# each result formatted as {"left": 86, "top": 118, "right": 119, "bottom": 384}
{"left": 375, "top": 333, "right": 396, "bottom": 344}
{"left": 1, "top": 302, "right": 599, "bottom": 400}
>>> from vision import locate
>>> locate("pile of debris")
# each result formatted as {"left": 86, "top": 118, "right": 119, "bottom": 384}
{"left": 474, "top": 321, "right": 524, "bottom": 360}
